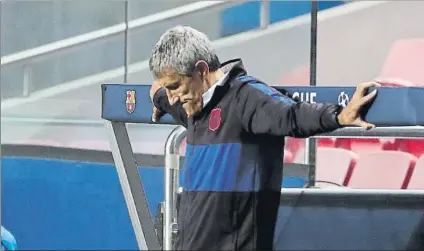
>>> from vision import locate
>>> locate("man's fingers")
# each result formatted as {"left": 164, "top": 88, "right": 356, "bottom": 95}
{"left": 358, "top": 81, "right": 381, "bottom": 91}
{"left": 360, "top": 89, "right": 378, "bottom": 106}
{"left": 357, "top": 119, "right": 375, "bottom": 130}
{"left": 169, "top": 96, "right": 180, "bottom": 106}
{"left": 152, "top": 107, "right": 160, "bottom": 122}
{"left": 152, "top": 110, "right": 157, "bottom": 122}
{"left": 342, "top": 82, "right": 380, "bottom": 128}
{"left": 355, "top": 81, "right": 381, "bottom": 97}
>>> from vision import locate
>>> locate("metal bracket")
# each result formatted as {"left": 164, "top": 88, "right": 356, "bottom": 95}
{"left": 106, "top": 121, "right": 161, "bottom": 250}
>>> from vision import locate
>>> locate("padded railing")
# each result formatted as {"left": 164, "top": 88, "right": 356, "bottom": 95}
{"left": 101, "top": 84, "right": 424, "bottom": 126}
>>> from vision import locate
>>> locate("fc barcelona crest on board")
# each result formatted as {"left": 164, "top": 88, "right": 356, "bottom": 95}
{"left": 126, "top": 90, "right": 136, "bottom": 113}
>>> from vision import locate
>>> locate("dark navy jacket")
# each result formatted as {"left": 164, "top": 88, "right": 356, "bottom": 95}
{"left": 153, "top": 59, "right": 343, "bottom": 250}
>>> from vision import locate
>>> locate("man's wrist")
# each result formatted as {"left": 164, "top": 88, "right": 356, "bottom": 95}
{"left": 321, "top": 106, "right": 344, "bottom": 130}
{"left": 336, "top": 108, "right": 345, "bottom": 126}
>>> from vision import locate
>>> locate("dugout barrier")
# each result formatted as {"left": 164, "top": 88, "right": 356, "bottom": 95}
{"left": 101, "top": 83, "right": 424, "bottom": 250}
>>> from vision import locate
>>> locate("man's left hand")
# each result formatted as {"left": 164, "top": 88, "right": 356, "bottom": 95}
{"left": 337, "top": 81, "right": 381, "bottom": 129}
{"left": 150, "top": 81, "right": 164, "bottom": 122}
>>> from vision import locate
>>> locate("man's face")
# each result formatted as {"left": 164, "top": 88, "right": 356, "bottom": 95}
{"left": 157, "top": 69, "right": 206, "bottom": 117}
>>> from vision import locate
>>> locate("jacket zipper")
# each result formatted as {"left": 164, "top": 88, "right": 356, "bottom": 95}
{"left": 188, "top": 119, "right": 197, "bottom": 187}
{"left": 188, "top": 119, "right": 197, "bottom": 192}
{"left": 182, "top": 119, "right": 197, "bottom": 248}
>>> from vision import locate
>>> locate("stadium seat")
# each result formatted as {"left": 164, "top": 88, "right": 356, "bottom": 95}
{"left": 334, "top": 138, "right": 384, "bottom": 155}
{"left": 278, "top": 64, "right": 310, "bottom": 86}
{"left": 391, "top": 139, "right": 424, "bottom": 158}
{"left": 284, "top": 149, "right": 293, "bottom": 163}
{"left": 348, "top": 151, "right": 417, "bottom": 189}
{"left": 292, "top": 147, "right": 357, "bottom": 186}
{"left": 318, "top": 138, "right": 335, "bottom": 148}
{"left": 376, "top": 79, "right": 417, "bottom": 87}
{"left": 407, "top": 155, "right": 424, "bottom": 189}
{"left": 285, "top": 138, "right": 304, "bottom": 161}
{"left": 316, "top": 148, "right": 358, "bottom": 186}
{"left": 375, "top": 38, "right": 424, "bottom": 86}
{"left": 178, "top": 138, "right": 187, "bottom": 156}
{"left": 286, "top": 138, "right": 335, "bottom": 163}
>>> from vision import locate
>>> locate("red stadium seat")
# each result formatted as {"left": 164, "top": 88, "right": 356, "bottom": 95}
{"left": 375, "top": 38, "right": 424, "bottom": 86}
{"left": 178, "top": 138, "right": 187, "bottom": 156}
{"left": 318, "top": 138, "right": 335, "bottom": 148}
{"left": 316, "top": 148, "right": 358, "bottom": 186}
{"left": 286, "top": 138, "right": 335, "bottom": 162}
{"left": 348, "top": 151, "right": 417, "bottom": 189}
{"left": 376, "top": 79, "right": 417, "bottom": 87}
{"left": 278, "top": 64, "right": 310, "bottom": 86}
{"left": 284, "top": 149, "right": 293, "bottom": 163}
{"left": 391, "top": 139, "right": 424, "bottom": 158}
{"left": 408, "top": 155, "right": 424, "bottom": 189}
{"left": 335, "top": 138, "right": 384, "bottom": 155}
{"left": 292, "top": 147, "right": 357, "bottom": 186}
{"left": 285, "top": 138, "right": 304, "bottom": 161}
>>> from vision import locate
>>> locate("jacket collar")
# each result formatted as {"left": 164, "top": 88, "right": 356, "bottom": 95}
{"left": 202, "top": 72, "right": 228, "bottom": 108}
{"left": 202, "top": 59, "right": 247, "bottom": 108}
{"left": 220, "top": 58, "right": 247, "bottom": 79}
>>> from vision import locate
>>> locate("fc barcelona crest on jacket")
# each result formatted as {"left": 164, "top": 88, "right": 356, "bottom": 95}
{"left": 126, "top": 90, "right": 136, "bottom": 113}
{"left": 209, "top": 108, "right": 222, "bottom": 131}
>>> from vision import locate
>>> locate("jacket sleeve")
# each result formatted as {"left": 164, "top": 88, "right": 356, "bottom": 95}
{"left": 152, "top": 88, "right": 188, "bottom": 128}
{"left": 235, "top": 83, "right": 343, "bottom": 138}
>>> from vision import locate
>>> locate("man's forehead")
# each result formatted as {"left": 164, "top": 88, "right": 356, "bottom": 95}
{"left": 156, "top": 69, "right": 183, "bottom": 85}
{"left": 157, "top": 74, "right": 179, "bottom": 85}
{"left": 160, "top": 68, "right": 177, "bottom": 76}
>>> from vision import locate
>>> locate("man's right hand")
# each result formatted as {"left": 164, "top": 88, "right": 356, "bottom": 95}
{"left": 337, "top": 81, "right": 380, "bottom": 129}
{"left": 150, "top": 81, "right": 164, "bottom": 122}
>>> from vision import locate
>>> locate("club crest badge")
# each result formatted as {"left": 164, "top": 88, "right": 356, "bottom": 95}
{"left": 126, "top": 90, "right": 136, "bottom": 114}
{"left": 209, "top": 108, "right": 222, "bottom": 131}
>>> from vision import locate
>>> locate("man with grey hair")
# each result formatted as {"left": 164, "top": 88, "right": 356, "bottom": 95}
{"left": 149, "top": 25, "right": 379, "bottom": 250}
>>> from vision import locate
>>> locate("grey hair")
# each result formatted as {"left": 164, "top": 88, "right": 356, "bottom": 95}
{"left": 149, "top": 25, "right": 220, "bottom": 78}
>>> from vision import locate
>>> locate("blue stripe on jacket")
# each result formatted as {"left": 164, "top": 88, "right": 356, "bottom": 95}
{"left": 249, "top": 83, "right": 295, "bottom": 104}
{"left": 182, "top": 143, "right": 263, "bottom": 192}
{"left": 181, "top": 143, "right": 284, "bottom": 192}
{"left": 236, "top": 75, "right": 295, "bottom": 104}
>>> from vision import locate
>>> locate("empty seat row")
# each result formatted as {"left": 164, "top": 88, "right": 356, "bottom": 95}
{"left": 290, "top": 147, "right": 424, "bottom": 190}
{"left": 286, "top": 137, "right": 424, "bottom": 161}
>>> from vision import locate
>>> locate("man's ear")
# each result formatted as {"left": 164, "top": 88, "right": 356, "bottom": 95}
{"left": 194, "top": 60, "right": 209, "bottom": 78}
